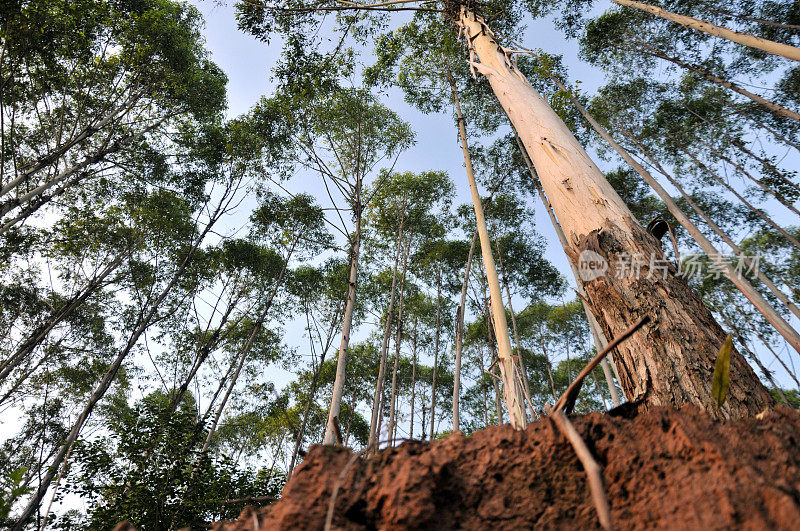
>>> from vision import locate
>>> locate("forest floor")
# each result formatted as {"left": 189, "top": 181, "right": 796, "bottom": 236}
{"left": 212, "top": 405, "right": 800, "bottom": 530}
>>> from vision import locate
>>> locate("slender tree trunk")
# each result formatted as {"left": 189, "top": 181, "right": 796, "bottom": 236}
{"left": 495, "top": 236, "right": 535, "bottom": 418}
{"left": 514, "top": 132, "right": 621, "bottom": 407}
{"left": 726, "top": 295, "right": 800, "bottom": 390}
{"left": 613, "top": 0, "right": 800, "bottom": 62}
{"left": 490, "top": 347, "right": 503, "bottom": 424}
{"left": 0, "top": 117, "right": 167, "bottom": 223}
{"left": 387, "top": 241, "right": 409, "bottom": 446}
{"left": 368, "top": 209, "right": 406, "bottom": 450}
{"left": 678, "top": 143, "right": 800, "bottom": 251}
{"left": 410, "top": 320, "right": 417, "bottom": 439}
{"left": 633, "top": 41, "right": 800, "bottom": 122}
{"left": 482, "top": 282, "right": 504, "bottom": 425}
{"left": 453, "top": 231, "right": 477, "bottom": 432}
{"left": 479, "top": 345, "right": 489, "bottom": 426}
{"left": 622, "top": 129, "right": 800, "bottom": 323}
{"left": 429, "top": 268, "right": 441, "bottom": 439}
{"left": 447, "top": 66, "right": 526, "bottom": 429}
{"left": 323, "top": 201, "right": 362, "bottom": 445}
{"left": 1, "top": 92, "right": 141, "bottom": 197}
{"left": 459, "top": 8, "right": 773, "bottom": 417}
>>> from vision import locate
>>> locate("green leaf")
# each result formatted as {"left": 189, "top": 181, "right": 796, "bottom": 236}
{"left": 712, "top": 334, "right": 733, "bottom": 407}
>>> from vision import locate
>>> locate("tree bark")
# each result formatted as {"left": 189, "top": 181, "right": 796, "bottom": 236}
{"left": 323, "top": 202, "right": 362, "bottom": 445}
{"left": 448, "top": 67, "right": 526, "bottom": 429}
{"left": 514, "top": 132, "right": 621, "bottom": 407}
{"left": 494, "top": 237, "right": 536, "bottom": 417}
{"left": 613, "top": 0, "right": 800, "bottom": 62}
{"left": 460, "top": 9, "right": 773, "bottom": 418}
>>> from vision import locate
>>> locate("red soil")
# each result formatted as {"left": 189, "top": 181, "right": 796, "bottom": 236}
{"left": 214, "top": 405, "right": 800, "bottom": 530}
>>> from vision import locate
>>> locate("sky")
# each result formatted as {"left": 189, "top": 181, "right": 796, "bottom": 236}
{"left": 187, "top": 0, "right": 800, "bottom": 391}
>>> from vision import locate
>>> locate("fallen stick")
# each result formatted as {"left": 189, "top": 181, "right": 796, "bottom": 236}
{"left": 554, "top": 314, "right": 651, "bottom": 414}
{"left": 549, "top": 409, "right": 614, "bottom": 530}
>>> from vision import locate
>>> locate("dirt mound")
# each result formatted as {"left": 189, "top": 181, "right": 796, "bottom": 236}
{"left": 214, "top": 406, "right": 800, "bottom": 530}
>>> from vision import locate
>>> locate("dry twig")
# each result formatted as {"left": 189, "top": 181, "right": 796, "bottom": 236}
{"left": 549, "top": 409, "right": 614, "bottom": 530}
{"left": 554, "top": 314, "right": 651, "bottom": 414}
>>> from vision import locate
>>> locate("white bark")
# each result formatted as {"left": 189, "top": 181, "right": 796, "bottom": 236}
{"left": 449, "top": 68, "right": 526, "bottom": 429}
{"left": 323, "top": 217, "right": 361, "bottom": 445}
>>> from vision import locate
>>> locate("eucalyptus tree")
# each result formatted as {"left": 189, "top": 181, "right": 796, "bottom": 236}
{"left": 285, "top": 258, "right": 349, "bottom": 473}
{"left": 249, "top": 83, "right": 414, "bottom": 444}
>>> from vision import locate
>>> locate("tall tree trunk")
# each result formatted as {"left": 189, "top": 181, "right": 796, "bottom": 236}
{"left": 460, "top": 9, "right": 773, "bottom": 417}
{"left": 482, "top": 281, "right": 504, "bottom": 425}
{"left": 514, "top": 132, "right": 621, "bottom": 407}
{"left": 368, "top": 209, "right": 406, "bottom": 450}
{"left": 447, "top": 67, "right": 526, "bottom": 429}
{"left": 495, "top": 236, "right": 536, "bottom": 418}
{"left": 621, "top": 129, "right": 800, "bottom": 323}
{"left": 633, "top": 41, "right": 800, "bottom": 122}
{"left": 677, "top": 143, "right": 800, "bottom": 251}
{"left": 410, "top": 320, "right": 417, "bottom": 439}
{"left": 452, "top": 231, "right": 477, "bottom": 432}
{"left": 387, "top": 241, "right": 409, "bottom": 446}
{"left": 429, "top": 267, "right": 441, "bottom": 439}
{"left": 612, "top": 0, "right": 800, "bottom": 62}
{"left": 479, "top": 343, "right": 489, "bottom": 426}
{"left": 323, "top": 201, "right": 362, "bottom": 445}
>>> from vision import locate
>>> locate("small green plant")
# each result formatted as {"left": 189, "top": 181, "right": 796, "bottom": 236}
{"left": 712, "top": 334, "right": 733, "bottom": 407}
